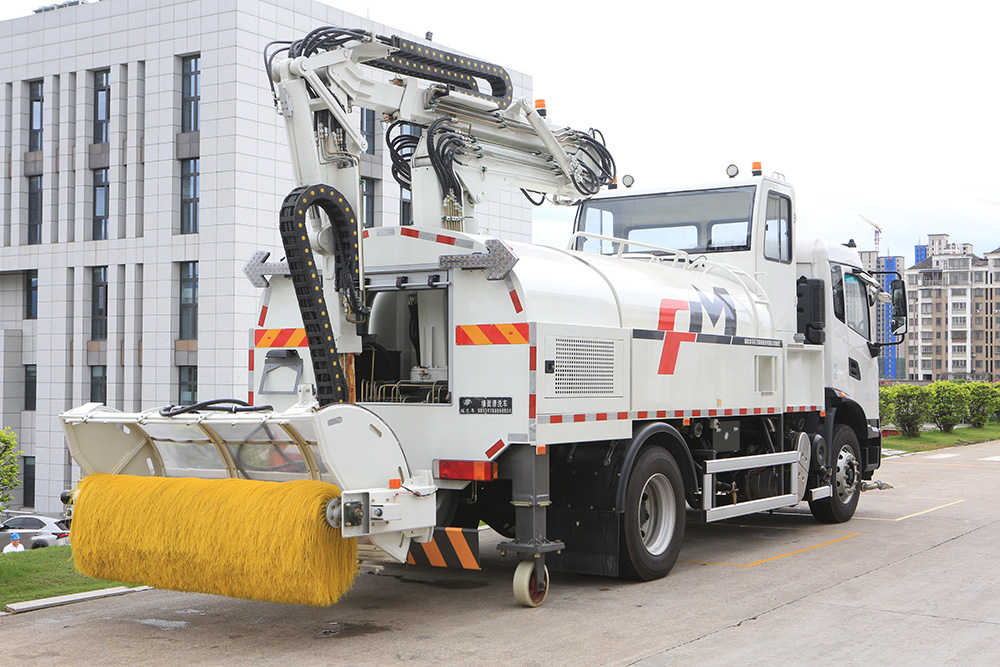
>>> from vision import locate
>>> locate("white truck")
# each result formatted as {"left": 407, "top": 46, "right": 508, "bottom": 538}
{"left": 61, "top": 26, "right": 906, "bottom": 606}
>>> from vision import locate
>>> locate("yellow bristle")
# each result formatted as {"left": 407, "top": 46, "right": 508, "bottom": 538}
{"left": 72, "top": 474, "right": 358, "bottom": 606}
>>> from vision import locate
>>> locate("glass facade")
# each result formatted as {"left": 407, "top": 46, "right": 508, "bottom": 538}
{"left": 179, "top": 261, "right": 198, "bottom": 339}
{"left": 94, "top": 69, "right": 110, "bottom": 144}
{"left": 182, "top": 55, "right": 200, "bottom": 132}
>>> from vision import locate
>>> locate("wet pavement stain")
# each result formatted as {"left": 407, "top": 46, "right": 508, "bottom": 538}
{"left": 314, "top": 622, "right": 389, "bottom": 639}
{"left": 388, "top": 574, "right": 488, "bottom": 591}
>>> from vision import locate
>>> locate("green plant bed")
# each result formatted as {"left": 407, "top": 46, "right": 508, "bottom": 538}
{"left": 883, "top": 422, "right": 1000, "bottom": 453}
{"left": 0, "top": 545, "right": 133, "bottom": 606}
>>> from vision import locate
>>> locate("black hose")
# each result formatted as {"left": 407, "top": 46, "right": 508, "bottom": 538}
{"left": 520, "top": 189, "right": 546, "bottom": 206}
{"left": 159, "top": 399, "right": 273, "bottom": 417}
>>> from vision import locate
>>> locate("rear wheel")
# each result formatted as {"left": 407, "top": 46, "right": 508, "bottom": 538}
{"left": 620, "top": 446, "right": 685, "bottom": 580}
{"left": 809, "top": 425, "right": 861, "bottom": 523}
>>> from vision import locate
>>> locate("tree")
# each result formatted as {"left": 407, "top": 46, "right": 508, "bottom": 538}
{"left": 0, "top": 427, "right": 22, "bottom": 511}
{"left": 887, "top": 384, "right": 932, "bottom": 438}
{"left": 928, "top": 381, "right": 970, "bottom": 433}
{"left": 966, "top": 383, "right": 1000, "bottom": 429}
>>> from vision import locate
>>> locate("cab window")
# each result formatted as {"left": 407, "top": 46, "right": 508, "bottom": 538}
{"left": 843, "top": 273, "right": 870, "bottom": 340}
{"left": 764, "top": 193, "right": 792, "bottom": 263}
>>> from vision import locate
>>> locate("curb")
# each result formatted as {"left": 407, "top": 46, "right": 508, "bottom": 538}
{"left": 2, "top": 585, "right": 153, "bottom": 615}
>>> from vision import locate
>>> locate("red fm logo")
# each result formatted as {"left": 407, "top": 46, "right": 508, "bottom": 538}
{"left": 657, "top": 287, "right": 736, "bottom": 374}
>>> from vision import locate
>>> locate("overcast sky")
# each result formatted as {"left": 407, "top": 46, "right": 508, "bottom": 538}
{"left": 3, "top": 0, "right": 997, "bottom": 265}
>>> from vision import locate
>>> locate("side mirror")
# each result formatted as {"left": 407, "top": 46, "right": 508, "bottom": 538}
{"left": 890, "top": 278, "right": 907, "bottom": 337}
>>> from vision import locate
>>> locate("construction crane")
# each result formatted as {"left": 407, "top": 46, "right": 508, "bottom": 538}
{"left": 858, "top": 214, "right": 882, "bottom": 255}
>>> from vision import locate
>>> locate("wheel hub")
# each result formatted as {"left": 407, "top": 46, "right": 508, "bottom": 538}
{"left": 637, "top": 473, "right": 676, "bottom": 556}
{"left": 834, "top": 446, "right": 859, "bottom": 503}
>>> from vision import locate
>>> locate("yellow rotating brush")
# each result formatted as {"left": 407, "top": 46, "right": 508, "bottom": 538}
{"left": 71, "top": 474, "right": 357, "bottom": 606}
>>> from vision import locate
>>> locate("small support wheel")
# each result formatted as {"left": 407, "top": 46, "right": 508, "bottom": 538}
{"left": 512, "top": 560, "right": 549, "bottom": 607}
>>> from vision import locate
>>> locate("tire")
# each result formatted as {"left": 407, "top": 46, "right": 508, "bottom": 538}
{"left": 31, "top": 542, "right": 47, "bottom": 549}
{"left": 619, "top": 446, "right": 686, "bottom": 581}
{"left": 809, "top": 425, "right": 862, "bottom": 523}
{"left": 512, "top": 561, "right": 549, "bottom": 607}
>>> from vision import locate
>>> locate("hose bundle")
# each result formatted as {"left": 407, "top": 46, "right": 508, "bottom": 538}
{"left": 568, "top": 128, "right": 617, "bottom": 196}
{"left": 426, "top": 118, "right": 469, "bottom": 198}
{"left": 387, "top": 120, "right": 422, "bottom": 190}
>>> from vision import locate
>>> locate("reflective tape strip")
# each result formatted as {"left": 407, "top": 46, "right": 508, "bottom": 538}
{"left": 504, "top": 275, "right": 523, "bottom": 314}
{"left": 254, "top": 328, "right": 308, "bottom": 348}
{"left": 486, "top": 439, "right": 505, "bottom": 458}
{"left": 455, "top": 323, "right": 529, "bottom": 345}
{"left": 407, "top": 527, "right": 481, "bottom": 570}
{"left": 366, "top": 225, "right": 476, "bottom": 248}
{"left": 535, "top": 406, "right": 818, "bottom": 424}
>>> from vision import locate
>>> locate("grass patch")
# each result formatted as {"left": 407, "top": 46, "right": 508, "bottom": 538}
{"left": 883, "top": 422, "right": 1000, "bottom": 453}
{"left": 0, "top": 545, "right": 132, "bottom": 607}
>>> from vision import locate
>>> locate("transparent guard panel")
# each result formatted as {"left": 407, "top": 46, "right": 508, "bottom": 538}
{"left": 225, "top": 442, "right": 311, "bottom": 482}
{"left": 152, "top": 440, "right": 227, "bottom": 478}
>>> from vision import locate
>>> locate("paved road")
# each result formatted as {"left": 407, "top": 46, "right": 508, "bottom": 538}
{"left": 3, "top": 441, "right": 999, "bottom": 666}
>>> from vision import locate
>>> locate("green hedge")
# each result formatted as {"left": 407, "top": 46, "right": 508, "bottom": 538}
{"left": 880, "top": 381, "right": 1000, "bottom": 438}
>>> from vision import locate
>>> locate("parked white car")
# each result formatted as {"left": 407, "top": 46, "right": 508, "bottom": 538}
{"left": 1, "top": 515, "right": 71, "bottom": 550}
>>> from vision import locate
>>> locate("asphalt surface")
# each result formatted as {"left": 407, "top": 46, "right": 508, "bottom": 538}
{"left": 3, "top": 440, "right": 999, "bottom": 666}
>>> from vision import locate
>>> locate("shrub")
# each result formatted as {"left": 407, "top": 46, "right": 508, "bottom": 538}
{"left": 1, "top": 427, "right": 22, "bottom": 511}
{"left": 928, "top": 381, "right": 970, "bottom": 433}
{"left": 888, "top": 384, "right": 932, "bottom": 438}
{"left": 878, "top": 385, "right": 896, "bottom": 426}
{"left": 966, "top": 383, "right": 1000, "bottom": 429}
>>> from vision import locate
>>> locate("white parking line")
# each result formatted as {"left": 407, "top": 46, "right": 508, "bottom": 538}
{"left": 977, "top": 456, "right": 1000, "bottom": 462}
{"left": 923, "top": 453, "right": 959, "bottom": 459}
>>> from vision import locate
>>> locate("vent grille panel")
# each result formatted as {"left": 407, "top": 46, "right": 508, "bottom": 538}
{"left": 554, "top": 338, "right": 616, "bottom": 396}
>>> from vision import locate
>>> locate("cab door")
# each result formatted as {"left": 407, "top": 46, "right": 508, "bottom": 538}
{"left": 829, "top": 264, "right": 878, "bottom": 416}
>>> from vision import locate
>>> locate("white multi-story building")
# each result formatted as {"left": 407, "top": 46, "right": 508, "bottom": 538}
{"left": 904, "top": 238, "right": 1000, "bottom": 382}
{"left": 0, "top": 0, "right": 533, "bottom": 514}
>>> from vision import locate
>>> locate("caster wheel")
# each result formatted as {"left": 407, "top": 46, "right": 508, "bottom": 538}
{"left": 512, "top": 560, "right": 549, "bottom": 607}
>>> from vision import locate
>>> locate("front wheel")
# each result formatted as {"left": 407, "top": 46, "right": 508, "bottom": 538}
{"left": 809, "top": 425, "right": 862, "bottom": 523}
{"left": 619, "top": 446, "right": 686, "bottom": 580}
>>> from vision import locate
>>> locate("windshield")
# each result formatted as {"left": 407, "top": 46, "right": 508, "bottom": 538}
{"left": 574, "top": 186, "right": 756, "bottom": 255}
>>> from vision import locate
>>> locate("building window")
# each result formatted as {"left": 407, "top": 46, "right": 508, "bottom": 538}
{"left": 181, "top": 158, "right": 199, "bottom": 234}
{"left": 21, "top": 456, "right": 35, "bottom": 508}
{"left": 94, "top": 69, "right": 110, "bottom": 144}
{"left": 93, "top": 168, "right": 109, "bottom": 240}
{"left": 91, "top": 266, "right": 108, "bottom": 340}
{"left": 361, "top": 108, "right": 376, "bottom": 155}
{"left": 182, "top": 55, "right": 201, "bottom": 132}
{"left": 28, "top": 80, "right": 43, "bottom": 152}
{"left": 179, "top": 261, "right": 198, "bottom": 340}
{"left": 24, "top": 270, "right": 38, "bottom": 319}
{"left": 361, "top": 177, "right": 375, "bottom": 228}
{"left": 90, "top": 365, "right": 107, "bottom": 403}
{"left": 400, "top": 186, "right": 412, "bottom": 226}
{"left": 178, "top": 366, "right": 198, "bottom": 405}
{"left": 24, "top": 365, "right": 36, "bottom": 411}
{"left": 27, "top": 175, "right": 42, "bottom": 245}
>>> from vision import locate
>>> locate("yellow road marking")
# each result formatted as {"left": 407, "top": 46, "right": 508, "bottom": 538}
{"left": 904, "top": 462, "right": 998, "bottom": 468}
{"left": 679, "top": 526, "right": 858, "bottom": 567}
{"left": 853, "top": 499, "right": 966, "bottom": 522}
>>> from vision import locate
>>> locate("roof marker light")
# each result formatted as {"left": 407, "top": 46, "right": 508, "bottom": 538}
{"left": 752, "top": 161, "right": 762, "bottom": 176}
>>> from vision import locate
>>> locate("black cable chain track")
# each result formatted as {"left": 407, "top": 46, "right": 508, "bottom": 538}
{"left": 278, "top": 184, "right": 363, "bottom": 406}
